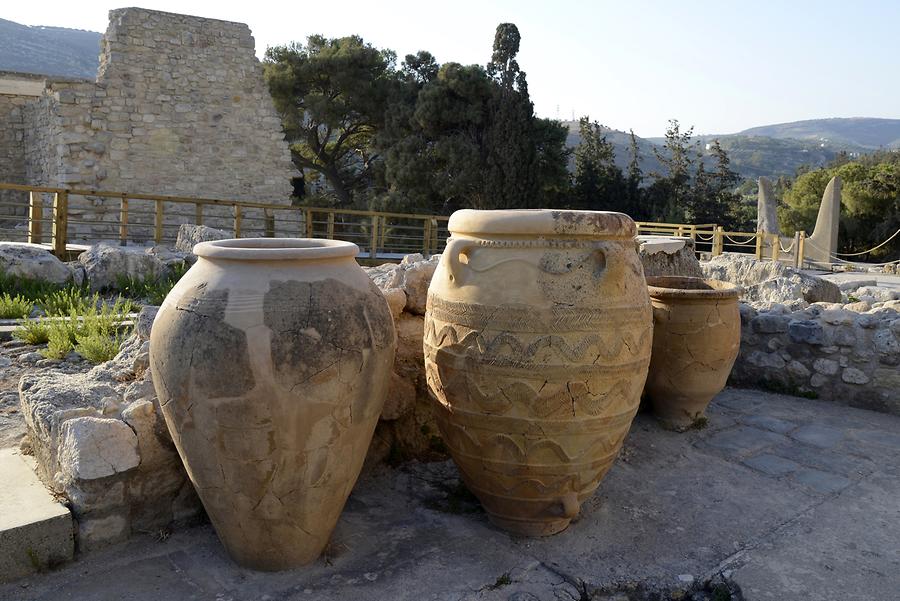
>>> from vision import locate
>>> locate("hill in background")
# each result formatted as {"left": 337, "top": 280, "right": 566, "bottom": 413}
{"left": 0, "top": 18, "right": 100, "bottom": 79}
{"left": 739, "top": 117, "right": 900, "bottom": 150}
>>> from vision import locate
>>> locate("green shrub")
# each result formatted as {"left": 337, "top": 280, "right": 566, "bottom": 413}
{"left": 40, "top": 297, "right": 135, "bottom": 362}
{"left": 43, "top": 320, "right": 77, "bottom": 359}
{"left": 12, "top": 319, "right": 51, "bottom": 345}
{"left": 75, "top": 332, "right": 123, "bottom": 364}
{"left": 39, "top": 287, "right": 94, "bottom": 316}
{"left": 0, "top": 293, "right": 32, "bottom": 319}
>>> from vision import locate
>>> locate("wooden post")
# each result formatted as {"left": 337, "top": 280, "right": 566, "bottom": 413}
{"left": 713, "top": 226, "right": 723, "bottom": 256}
{"left": 264, "top": 209, "right": 275, "bottom": 237}
{"left": 195, "top": 203, "right": 203, "bottom": 226}
{"left": 797, "top": 232, "right": 806, "bottom": 269}
{"left": 422, "top": 218, "right": 432, "bottom": 254}
{"left": 754, "top": 232, "right": 763, "bottom": 260}
{"left": 52, "top": 191, "right": 68, "bottom": 258}
{"left": 793, "top": 232, "right": 802, "bottom": 268}
{"left": 233, "top": 204, "right": 242, "bottom": 238}
{"left": 689, "top": 225, "right": 697, "bottom": 243}
{"left": 305, "top": 209, "right": 313, "bottom": 238}
{"left": 28, "top": 191, "right": 43, "bottom": 244}
{"left": 119, "top": 196, "right": 128, "bottom": 246}
{"left": 154, "top": 200, "right": 164, "bottom": 244}
{"left": 369, "top": 215, "right": 379, "bottom": 259}
{"left": 771, "top": 233, "right": 779, "bottom": 262}
{"left": 326, "top": 212, "right": 335, "bottom": 239}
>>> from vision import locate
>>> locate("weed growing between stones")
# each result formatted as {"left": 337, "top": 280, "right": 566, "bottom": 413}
{"left": 41, "top": 297, "right": 135, "bottom": 362}
{"left": 0, "top": 292, "right": 32, "bottom": 318}
{"left": 12, "top": 318, "right": 51, "bottom": 344}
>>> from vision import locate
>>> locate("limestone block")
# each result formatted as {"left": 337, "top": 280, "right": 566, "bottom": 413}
{"left": 752, "top": 313, "right": 789, "bottom": 334}
{"left": 788, "top": 320, "right": 825, "bottom": 345}
{"left": 57, "top": 417, "right": 140, "bottom": 481}
{"left": 78, "top": 243, "right": 166, "bottom": 291}
{"left": 398, "top": 253, "right": 440, "bottom": 315}
{"left": 0, "top": 242, "right": 75, "bottom": 284}
{"left": 701, "top": 253, "right": 840, "bottom": 304}
{"left": 812, "top": 358, "right": 839, "bottom": 376}
{"left": 174, "top": 224, "right": 229, "bottom": 253}
{"left": 637, "top": 236, "right": 703, "bottom": 278}
{"left": 841, "top": 367, "right": 870, "bottom": 385}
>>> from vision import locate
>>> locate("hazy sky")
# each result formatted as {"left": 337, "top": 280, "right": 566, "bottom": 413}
{"left": 5, "top": 1, "right": 900, "bottom": 137}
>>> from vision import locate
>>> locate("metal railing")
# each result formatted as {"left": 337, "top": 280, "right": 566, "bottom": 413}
{"left": 0, "top": 182, "right": 804, "bottom": 267}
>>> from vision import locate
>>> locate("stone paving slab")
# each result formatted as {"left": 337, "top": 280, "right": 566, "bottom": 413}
{"left": 2, "top": 388, "right": 899, "bottom": 600}
{"left": 0, "top": 448, "right": 73, "bottom": 582}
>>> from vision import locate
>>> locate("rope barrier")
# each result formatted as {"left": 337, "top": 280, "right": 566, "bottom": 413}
{"left": 779, "top": 240, "right": 795, "bottom": 253}
{"left": 725, "top": 235, "right": 756, "bottom": 246}
{"left": 804, "top": 239, "right": 900, "bottom": 267}
{"left": 832, "top": 227, "right": 900, "bottom": 256}
{"left": 695, "top": 234, "right": 715, "bottom": 242}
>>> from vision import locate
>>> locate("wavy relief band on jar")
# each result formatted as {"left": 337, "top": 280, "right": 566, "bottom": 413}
{"left": 424, "top": 209, "right": 653, "bottom": 537}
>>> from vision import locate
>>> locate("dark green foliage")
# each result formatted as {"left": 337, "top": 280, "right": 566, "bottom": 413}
{"left": 264, "top": 36, "right": 398, "bottom": 206}
{"left": 779, "top": 152, "right": 900, "bottom": 260}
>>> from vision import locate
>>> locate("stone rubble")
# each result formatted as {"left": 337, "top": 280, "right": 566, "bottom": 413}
{"left": 17, "top": 308, "right": 200, "bottom": 550}
{"left": 702, "top": 252, "right": 842, "bottom": 304}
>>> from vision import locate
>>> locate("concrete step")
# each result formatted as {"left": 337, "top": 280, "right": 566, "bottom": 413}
{"left": 0, "top": 448, "right": 73, "bottom": 582}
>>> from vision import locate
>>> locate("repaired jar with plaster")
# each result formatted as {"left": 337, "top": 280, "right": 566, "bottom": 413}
{"left": 424, "top": 209, "right": 652, "bottom": 536}
{"left": 149, "top": 238, "right": 396, "bottom": 570}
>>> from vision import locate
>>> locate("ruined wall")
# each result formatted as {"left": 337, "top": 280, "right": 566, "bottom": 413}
{"left": 16, "top": 8, "right": 297, "bottom": 242}
{"left": 0, "top": 73, "right": 45, "bottom": 236}
{"left": 730, "top": 302, "right": 900, "bottom": 415}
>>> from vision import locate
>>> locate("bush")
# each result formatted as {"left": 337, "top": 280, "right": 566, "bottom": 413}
{"left": 75, "top": 332, "right": 123, "bottom": 364}
{"left": 0, "top": 293, "right": 32, "bottom": 319}
{"left": 12, "top": 319, "right": 51, "bottom": 345}
{"left": 43, "top": 320, "right": 77, "bottom": 359}
{"left": 40, "top": 287, "right": 97, "bottom": 317}
{"left": 40, "top": 297, "right": 135, "bottom": 362}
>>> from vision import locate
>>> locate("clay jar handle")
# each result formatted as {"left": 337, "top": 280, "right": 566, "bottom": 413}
{"left": 443, "top": 238, "right": 476, "bottom": 286}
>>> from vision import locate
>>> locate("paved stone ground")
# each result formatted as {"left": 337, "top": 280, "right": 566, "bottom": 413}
{"left": 2, "top": 388, "right": 899, "bottom": 601}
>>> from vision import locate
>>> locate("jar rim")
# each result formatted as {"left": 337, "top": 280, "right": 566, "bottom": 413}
{"left": 646, "top": 276, "right": 742, "bottom": 300}
{"left": 448, "top": 209, "right": 636, "bottom": 238}
{"left": 193, "top": 238, "right": 359, "bottom": 261}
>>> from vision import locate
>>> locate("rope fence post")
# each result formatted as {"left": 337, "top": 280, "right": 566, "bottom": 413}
{"left": 326, "top": 212, "right": 334, "bottom": 239}
{"left": 233, "top": 204, "right": 242, "bottom": 238}
{"left": 797, "top": 232, "right": 806, "bottom": 269}
{"left": 305, "top": 209, "right": 313, "bottom": 238}
{"left": 118, "top": 195, "right": 128, "bottom": 246}
{"left": 770, "top": 233, "right": 779, "bottom": 262}
{"left": 754, "top": 233, "right": 763, "bottom": 260}
{"left": 713, "top": 226, "right": 723, "bottom": 256}
{"left": 792, "top": 231, "right": 802, "bottom": 268}
{"left": 154, "top": 200, "right": 164, "bottom": 244}
{"left": 28, "top": 191, "right": 43, "bottom": 244}
{"left": 264, "top": 209, "right": 275, "bottom": 237}
{"left": 369, "top": 215, "right": 379, "bottom": 259}
{"left": 52, "top": 190, "right": 68, "bottom": 258}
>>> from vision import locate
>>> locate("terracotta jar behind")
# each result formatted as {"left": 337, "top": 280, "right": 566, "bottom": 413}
{"left": 150, "top": 238, "right": 396, "bottom": 570}
{"left": 425, "top": 209, "right": 652, "bottom": 536}
{"left": 644, "top": 276, "right": 741, "bottom": 430}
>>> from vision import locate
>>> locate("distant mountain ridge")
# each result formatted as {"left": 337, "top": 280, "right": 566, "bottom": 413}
{"left": 737, "top": 117, "right": 900, "bottom": 150}
{"left": 0, "top": 18, "right": 100, "bottom": 79}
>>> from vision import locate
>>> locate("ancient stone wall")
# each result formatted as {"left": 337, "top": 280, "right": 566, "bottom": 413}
{"left": 731, "top": 302, "right": 900, "bottom": 415}
{"left": 5, "top": 8, "right": 297, "bottom": 242}
{"left": 0, "top": 73, "right": 43, "bottom": 235}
